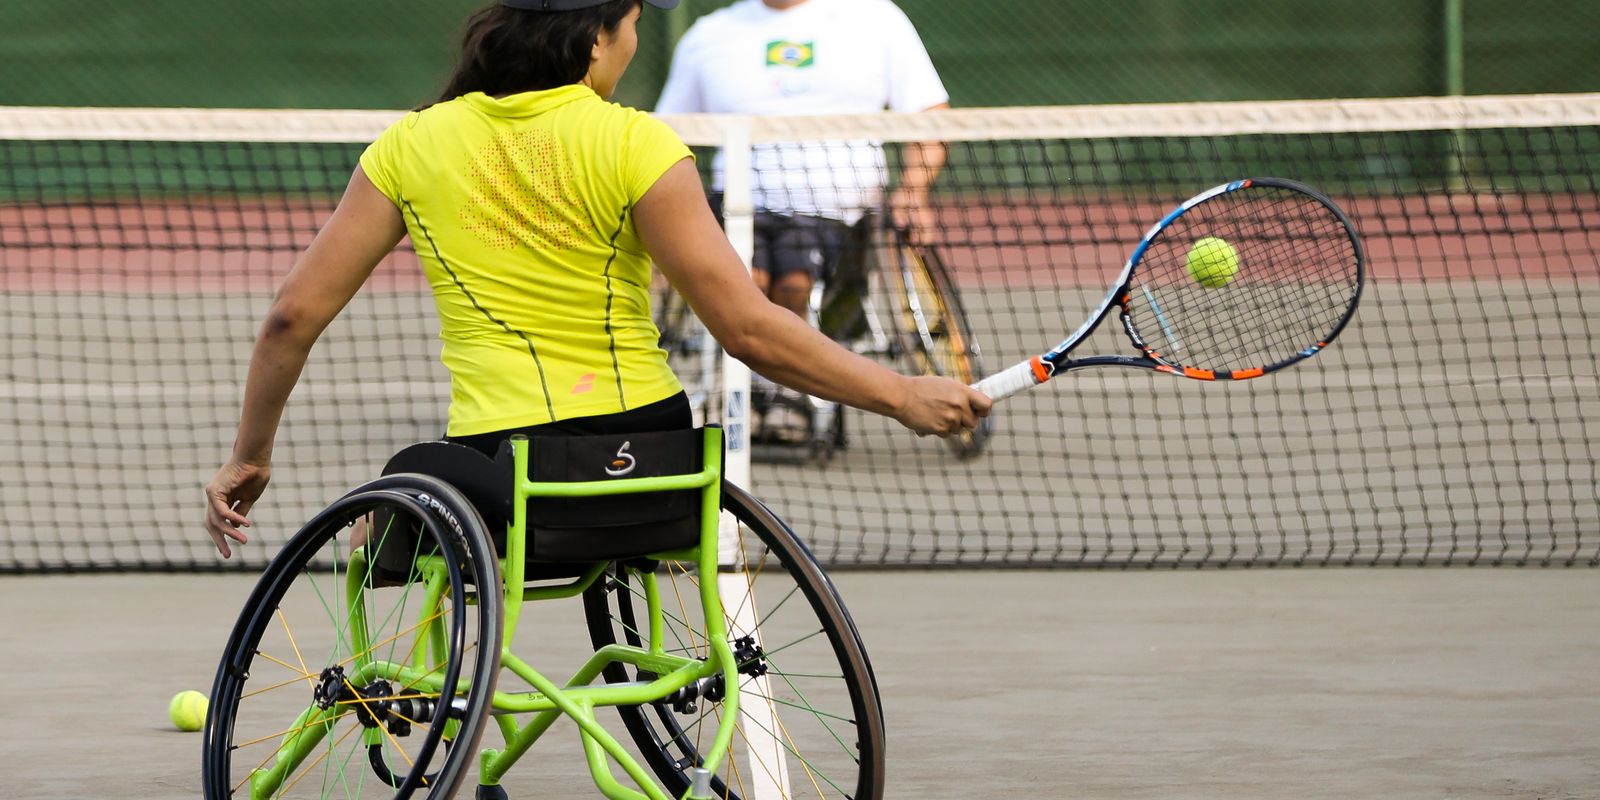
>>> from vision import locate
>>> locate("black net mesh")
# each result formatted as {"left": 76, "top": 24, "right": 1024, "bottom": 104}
{"left": 1, "top": 99, "right": 1596, "bottom": 571}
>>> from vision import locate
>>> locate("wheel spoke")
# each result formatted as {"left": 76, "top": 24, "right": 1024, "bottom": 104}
{"left": 210, "top": 477, "right": 502, "bottom": 799}
{"left": 584, "top": 486, "right": 881, "bottom": 800}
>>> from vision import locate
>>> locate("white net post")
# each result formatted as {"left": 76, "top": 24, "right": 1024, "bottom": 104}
{"left": 718, "top": 121, "right": 754, "bottom": 502}
{"left": 714, "top": 118, "right": 791, "bottom": 800}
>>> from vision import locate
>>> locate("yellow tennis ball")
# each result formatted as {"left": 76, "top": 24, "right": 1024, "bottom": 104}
{"left": 169, "top": 690, "right": 208, "bottom": 732}
{"left": 1186, "top": 236, "right": 1240, "bottom": 288}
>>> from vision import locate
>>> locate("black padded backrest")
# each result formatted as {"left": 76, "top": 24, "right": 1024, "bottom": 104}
{"left": 382, "top": 441, "right": 515, "bottom": 531}
{"left": 380, "top": 429, "right": 716, "bottom": 563}
{"left": 517, "top": 428, "right": 702, "bottom": 529}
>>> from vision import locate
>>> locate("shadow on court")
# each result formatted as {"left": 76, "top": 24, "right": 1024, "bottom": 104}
{"left": 2, "top": 570, "right": 1594, "bottom": 799}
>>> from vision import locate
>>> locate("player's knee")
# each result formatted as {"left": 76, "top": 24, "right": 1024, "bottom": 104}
{"left": 775, "top": 270, "right": 814, "bottom": 291}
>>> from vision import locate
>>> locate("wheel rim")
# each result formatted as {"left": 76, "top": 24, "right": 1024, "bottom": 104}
{"left": 584, "top": 487, "right": 883, "bottom": 800}
{"left": 206, "top": 488, "right": 496, "bottom": 799}
{"left": 893, "top": 242, "right": 992, "bottom": 458}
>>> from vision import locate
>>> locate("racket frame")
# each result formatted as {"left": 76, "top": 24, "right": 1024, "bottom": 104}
{"left": 974, "top": 177, "right": 1364, "bottom": 400}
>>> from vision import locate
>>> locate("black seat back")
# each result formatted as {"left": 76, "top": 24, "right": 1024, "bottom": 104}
{"left": 377, "top": 428, "right": 712, "bottom": 569}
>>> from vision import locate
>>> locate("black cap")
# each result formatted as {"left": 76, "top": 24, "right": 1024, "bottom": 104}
{"left": 503, "top": 0, "right": 680, "bottom": 10}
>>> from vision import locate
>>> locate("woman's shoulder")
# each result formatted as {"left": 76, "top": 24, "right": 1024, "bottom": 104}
{"left": 575, "top": 95, "right": 683, "bottom": 142}
{"left": 367, "top": 101, "right": 454, "bottom": 149}
{"left": 403, "top": 97, "right": 474, "bottom": 130}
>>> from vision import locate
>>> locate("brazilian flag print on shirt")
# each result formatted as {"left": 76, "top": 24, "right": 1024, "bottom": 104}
{"left": 766, "top": 40, "right": 815, "bottom": 69}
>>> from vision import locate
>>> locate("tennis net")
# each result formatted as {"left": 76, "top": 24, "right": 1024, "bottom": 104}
{"left": 1, "top": 95, "right": 1596, "bottom": 571}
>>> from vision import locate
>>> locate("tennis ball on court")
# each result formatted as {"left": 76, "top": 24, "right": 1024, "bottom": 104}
{"left": 1186, "top": 236, "right": 1240, "bottom": 288}
{"left": 169, "top": 690, "right": 208, "bottom": 732}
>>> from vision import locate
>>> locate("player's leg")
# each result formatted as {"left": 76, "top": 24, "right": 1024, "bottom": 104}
{"left": 768, "top": 270, "right": 813, "bottom": 318}
{"left": 760, "top": 216, "right": 839, "bottom": 445}
{"left": 764, "top": 214, "right": 825, "bottom": 319}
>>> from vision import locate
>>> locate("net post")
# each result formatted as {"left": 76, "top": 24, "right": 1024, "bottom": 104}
{"left": 719, "top": 117, "right": 754, "bottom": 507}
{"left": 716, "top": 118, "right": 791, "bottom": 800}
{"left": 1442, "top": 0, "right": 1467, "bottom": 192}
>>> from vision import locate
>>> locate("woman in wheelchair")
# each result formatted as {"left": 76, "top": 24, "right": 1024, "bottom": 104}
{"left": 199, "top": 2, "right": 988, "bottom": 798}
{"left": 202, "top": 0, "right": 988, "bottom": 563}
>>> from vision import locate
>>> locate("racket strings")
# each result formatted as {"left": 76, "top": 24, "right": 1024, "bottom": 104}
{"left": 1126, "top": 186, "right": 1360, "bottom": 373}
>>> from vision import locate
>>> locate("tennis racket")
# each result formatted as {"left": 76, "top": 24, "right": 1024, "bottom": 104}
{"left": 973, "top": 177, "right": 1364, "bottom": 401}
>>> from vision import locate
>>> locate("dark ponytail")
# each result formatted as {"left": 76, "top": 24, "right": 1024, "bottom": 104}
{"left": 435, "top": 0, "right": 642, "bottom": 104}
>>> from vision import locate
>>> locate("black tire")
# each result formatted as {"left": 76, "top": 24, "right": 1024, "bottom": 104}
{"left": 877, "top": 228, "right": 994, "bottom": 459}
{"left": 583, "top": 482, "right": 884, "bottom": 800}
{"left": 204, "top": 475, "right": 503, "bottom": 800}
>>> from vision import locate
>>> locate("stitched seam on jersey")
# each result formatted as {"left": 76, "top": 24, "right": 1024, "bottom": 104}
{"left": 600, "top": 205, "right": 629, "bottom": 411}
{"left": 405, "top": 200, "right": 556, "bottom": 423}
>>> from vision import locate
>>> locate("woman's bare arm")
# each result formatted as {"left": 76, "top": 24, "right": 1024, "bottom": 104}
{"left": 202, "top": 167, "right": 405, "bottom": 556}
{"left": 633, "top": 159, "right": 990, "bottom": 436}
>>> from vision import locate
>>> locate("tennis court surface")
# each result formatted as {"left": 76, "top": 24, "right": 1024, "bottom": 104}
{"left": 4, "top": 570, "right": 1595, "bottom": 798}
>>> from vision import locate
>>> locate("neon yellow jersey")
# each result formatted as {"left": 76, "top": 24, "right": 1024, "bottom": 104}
{"left": 360, "top": 86, "right": 691, "bottom": 436}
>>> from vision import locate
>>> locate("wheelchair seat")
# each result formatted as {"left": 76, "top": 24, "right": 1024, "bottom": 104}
{"left": 380, "top": 428, "right": 710, "bottom": 565}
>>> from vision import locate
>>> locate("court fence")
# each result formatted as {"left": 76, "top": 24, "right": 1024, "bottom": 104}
{"left": 4, "top": 1, "right": 1598, "bottom": 111}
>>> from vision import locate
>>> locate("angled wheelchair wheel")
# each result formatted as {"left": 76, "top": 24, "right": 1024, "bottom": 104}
{"left": 877, "top": 228, "right": 994, "bottom": 460}
{"left": 583, "top": 483, "right": 885, "bottom": 800}
{"left": 204, "top": 475, "right": 503, "bottom": 800}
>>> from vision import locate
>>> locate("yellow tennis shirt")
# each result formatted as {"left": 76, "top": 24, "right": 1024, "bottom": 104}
{"left": 360, "top": 86, "right": 691, "bottom": 436}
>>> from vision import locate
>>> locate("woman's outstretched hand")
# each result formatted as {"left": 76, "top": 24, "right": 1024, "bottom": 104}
{"left": 892, "top": 375, "right": 993, "bottom": 437}
{"left": 204, "top": 459, "right": 271, "bottom": 558}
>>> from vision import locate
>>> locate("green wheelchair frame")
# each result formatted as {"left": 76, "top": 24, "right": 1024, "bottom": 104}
{"left": 204, "top": 427, "right": 883, "bottom": 800}
{"left": 475, "top": 429, "right": 735, "bottom": 800}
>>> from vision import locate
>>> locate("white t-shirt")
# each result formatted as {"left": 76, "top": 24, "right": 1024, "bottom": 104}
{"left": 655, "top": 0, "right": 948, "bottom": 221}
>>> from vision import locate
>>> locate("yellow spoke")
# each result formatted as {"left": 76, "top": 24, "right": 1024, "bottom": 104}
{"left": 388, "top": 594, "right": 446, "bottom": 680}
{"left": 396, "top": 640, "right": 479, "bottom": 697}
{"left": 333, "top": 606, "right": 448, "bottom": 672}
{"left": 276, "top": 609, "right": 317, "bottom": 694}
{"left": 334, "top": 691, "right": 437, "bottom": 707}
{"left": 232, "top": 708, "right": 354, "bottom": 753}
{"left": 230, "top": 709, "right": 356, "bottom": 795}
{"left": 241, "top": 672, "right": 322, "bottom": 702}
{"left": 248, "top": 603, "right": 452, "bottom": 707}
{"left": 273, "top": 721, "right": 363, "bottom": 797}
{"left": 712, "top": 692, "right": 844, "bottom": 800}
{"left": 340, "top": 677, "right": 424, "bottom": 781}
{"left": 667, "top": 562, "right": 708, "bottom": 655}
{"left": 724, "top": 714, "right": 748, "bottom": 800}
{"left": 728, "top": 716, "right": 783, "bottom": 800}
{"left": 696, "top": 531, "right": 751, "bottom": 629}
{"left": 769, "top": 702, "right": 826, "bottom": 799}
{"left": 269, "top": 594, "right": 444, "bottom": 692}
{"left": 254, "top": 649, "right": 315, "bottom": 679}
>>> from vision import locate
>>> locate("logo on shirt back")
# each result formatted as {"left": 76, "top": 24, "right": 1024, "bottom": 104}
{"left": 766, "top": 40, "right": 815, "bottom": 68}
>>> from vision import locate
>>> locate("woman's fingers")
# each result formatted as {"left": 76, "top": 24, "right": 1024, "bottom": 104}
{"left": 203, "top": 490, "right": 249, "bottom": 558}
{"left": 204, "top": 461, "right": 269, "bottom": 558}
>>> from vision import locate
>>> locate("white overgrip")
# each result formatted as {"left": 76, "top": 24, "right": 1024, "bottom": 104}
{"left": 972, "top": 358, "right": 1044, "bottom": 402}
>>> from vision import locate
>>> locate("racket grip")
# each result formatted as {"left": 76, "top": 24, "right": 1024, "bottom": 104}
{"left": 972, "top": 357, "right": 1048, "bottom": 402}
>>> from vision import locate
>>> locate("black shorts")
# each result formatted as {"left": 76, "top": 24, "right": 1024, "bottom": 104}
{"left": 751, "top": 211, "right": 859, "bottom": 282}
{"left": 706, "top": 193, "right": 863, "bottom": 282}
{"left": 445, "top": 391, "right": 693, "bottom": 458}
